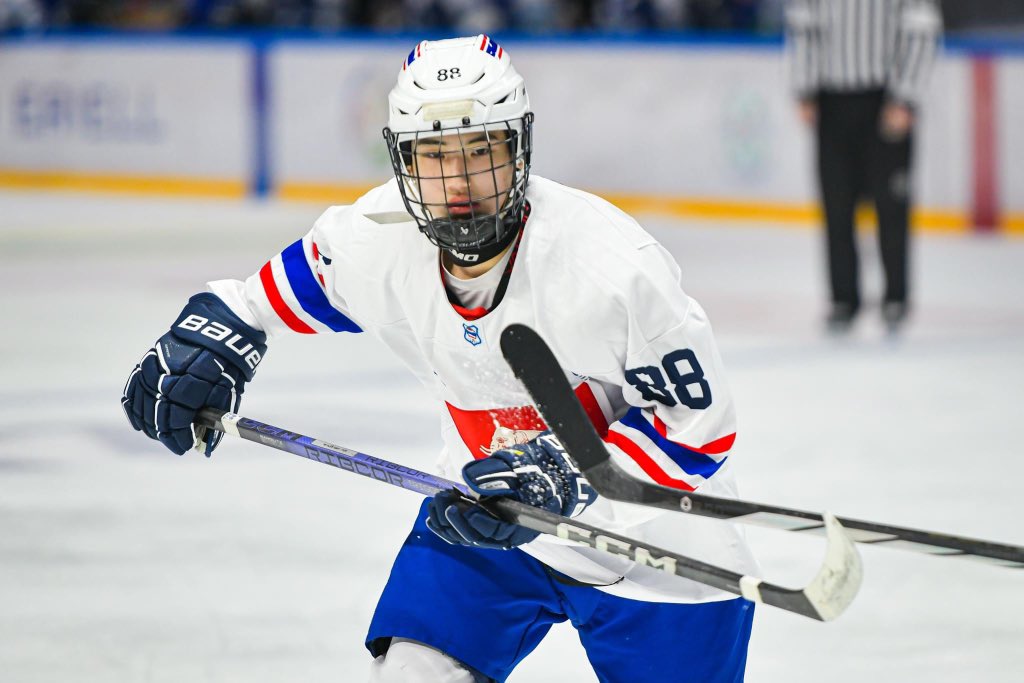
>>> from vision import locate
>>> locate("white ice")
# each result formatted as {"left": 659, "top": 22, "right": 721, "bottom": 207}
{"left": 1, "top": 189, "right": 1022, "bottom": 682}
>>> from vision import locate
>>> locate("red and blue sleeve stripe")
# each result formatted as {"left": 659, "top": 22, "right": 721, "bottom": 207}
{"left": 259, "top": 239, "right": 361, "bottom": 334}
{"left": 604, "top": 407, "right": 733, "bottom": 490}
{"left": 617, "top": 407, "right": 728, "bottom": 479}
{"left": 279, "top": 240, "right": 360, "bottom": 332}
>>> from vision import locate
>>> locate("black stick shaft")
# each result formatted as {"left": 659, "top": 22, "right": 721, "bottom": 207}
{"left": 499, "top": 323, "right": 1024, "bottom": 568}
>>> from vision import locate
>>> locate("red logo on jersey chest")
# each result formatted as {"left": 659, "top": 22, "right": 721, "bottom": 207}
{"left": 446, "top": 383, "right": 610, "bottom": 458}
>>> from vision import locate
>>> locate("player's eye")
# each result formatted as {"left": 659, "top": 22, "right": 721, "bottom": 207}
{"left": 470, "top": 146, "right": 491, "bottom": 157}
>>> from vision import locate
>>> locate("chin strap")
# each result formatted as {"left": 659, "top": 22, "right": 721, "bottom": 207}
{"left": 442, "top": 211, "right": 522, "bottom": 267}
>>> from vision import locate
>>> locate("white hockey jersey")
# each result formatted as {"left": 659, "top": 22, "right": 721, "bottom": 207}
{"left": 210, "top": 176, "right": 759, "bottom": 604}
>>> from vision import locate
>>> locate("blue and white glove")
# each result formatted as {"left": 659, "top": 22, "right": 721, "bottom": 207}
{"left": 121, "top": 293, "right": 267, "bottom": 455}
{"left": 426, "top": 432, "right": 596, "bottom": 550}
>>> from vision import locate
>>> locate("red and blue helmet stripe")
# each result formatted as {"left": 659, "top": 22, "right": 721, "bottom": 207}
{"left": 479, "top": 35, "right": 503, "bottom": 59}
{"left": 402, "top": 42, "right": 424, "bottom": 71}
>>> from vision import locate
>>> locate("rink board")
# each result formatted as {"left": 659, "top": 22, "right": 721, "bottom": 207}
{"left": 0, "top": 35, "right": 1020, "bottom": 223}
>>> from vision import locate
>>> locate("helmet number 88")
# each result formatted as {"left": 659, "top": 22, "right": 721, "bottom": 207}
{"left": 437, "top": 68, "right": 462, "bottom": 81}
{"left": 624, "top": 349, "right": 712, "bottom": 409}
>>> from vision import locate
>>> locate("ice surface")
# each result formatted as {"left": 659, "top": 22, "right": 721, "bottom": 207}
{"left": 1, "top": 189, "right": 1021, "bottom": 682}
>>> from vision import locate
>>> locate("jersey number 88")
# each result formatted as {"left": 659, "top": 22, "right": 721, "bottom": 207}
{"left": 624, "top": 349, "right": 712, "bottom": 409}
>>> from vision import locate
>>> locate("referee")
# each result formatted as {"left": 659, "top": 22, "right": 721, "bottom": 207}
{"left": 785, "top": 0, "right": 942, "bottom": 331}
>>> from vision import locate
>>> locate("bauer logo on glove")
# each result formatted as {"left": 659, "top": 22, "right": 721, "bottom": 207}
{"left": 176, "top": 314, "right": 264, "bottom": 372}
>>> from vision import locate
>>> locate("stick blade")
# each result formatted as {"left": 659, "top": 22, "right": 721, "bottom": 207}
{"left": 804, "top": 512, "right": 864, "bottom": 621}
{"left": 750, "top": 512, "right": 863, "bottom": 621}
{"left": 500, "top": 324, "right": 612, "bottom": 471}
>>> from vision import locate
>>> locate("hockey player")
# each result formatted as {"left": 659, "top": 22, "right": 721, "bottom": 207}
{"left": 122, "top": 36, "right": 758, "bottom": 682}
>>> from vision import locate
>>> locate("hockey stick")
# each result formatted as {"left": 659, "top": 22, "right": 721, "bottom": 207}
{"left": 195, "top": 407, "right": 861, "bottom": 621}
{"left": 500, "top": 323, "right": 1024, "bottom": 569}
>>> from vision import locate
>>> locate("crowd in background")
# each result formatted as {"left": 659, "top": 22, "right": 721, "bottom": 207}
{"left": 1, "top": 0, "right": 1020, "bottom": 36}
{"left": 0, "top": 0, "right": 786, "bottom": 33}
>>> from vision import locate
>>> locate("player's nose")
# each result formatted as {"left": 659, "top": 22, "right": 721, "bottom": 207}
{"left": 443, "top": 165, "right": 470, "bottom": 192}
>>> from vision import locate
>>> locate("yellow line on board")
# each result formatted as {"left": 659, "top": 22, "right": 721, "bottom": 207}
{"left": 277, "top": 184, "right": 972, "bottom": 234}
{"left": 604, "top": 193, "right": 970, "bottom": 233}
{"left": 276, "top": 183, "right": 975, "bottom": 233}
{"left": 276, "top": 182, "right": 377, "bottom": 205}
{"left": 0, "top": 171, "right": 1004, "bottom": 235}
{"left": 0, "top": 169, "right": 247, "bottom": 199}
{"left": 906, "top": 208, "right": 971, "bottom": 233}
{"left": 1003, "top": 214, "right": 1024, "bottom": 235}
{"left": 603, "top": 193, "right": 820, "bottom": 225}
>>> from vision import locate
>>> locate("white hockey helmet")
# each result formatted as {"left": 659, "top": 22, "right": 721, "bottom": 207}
{"left": 383, "top": 35, "right": 534, "bottom": 260}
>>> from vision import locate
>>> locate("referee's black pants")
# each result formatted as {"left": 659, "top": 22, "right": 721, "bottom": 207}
{"left": 816, "top": 89, "right": 913, "bottom": 310}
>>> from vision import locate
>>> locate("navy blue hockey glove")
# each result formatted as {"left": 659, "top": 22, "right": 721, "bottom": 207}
{"left": 121, "top": 293, "right": 267, "bottom": 456}
{"left": 426, "top": 432, "right": 596, "bottom": 550}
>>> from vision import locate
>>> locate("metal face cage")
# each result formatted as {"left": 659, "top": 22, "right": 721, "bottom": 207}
{"left": 384, "top": 113, "right": 534, "bottom": 254}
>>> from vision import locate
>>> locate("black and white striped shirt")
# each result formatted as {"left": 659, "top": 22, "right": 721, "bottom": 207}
{"left": 785, "top": 0, "right": 942, "bottom": 104}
